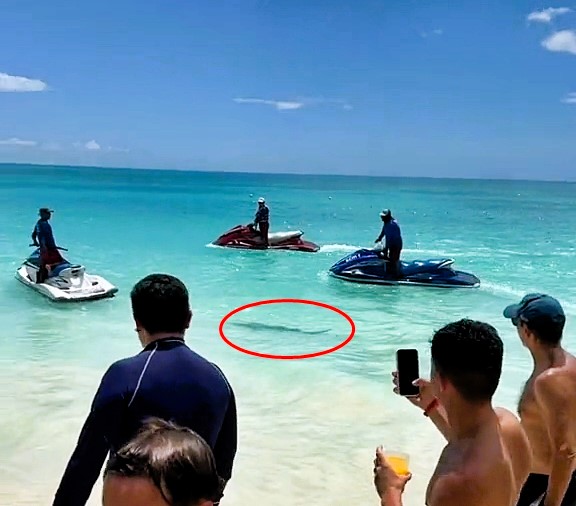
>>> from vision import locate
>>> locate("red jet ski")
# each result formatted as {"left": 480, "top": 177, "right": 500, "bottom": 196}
{"left": 212, "top": 224, "right": 320, "bottom": 252}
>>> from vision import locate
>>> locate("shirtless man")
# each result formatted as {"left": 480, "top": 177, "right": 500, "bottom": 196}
{"left": 503, "top": 293, "right": 576, "bottom": 506}
{"left": 374, "top": 318, "right": 532, "bottom": 506}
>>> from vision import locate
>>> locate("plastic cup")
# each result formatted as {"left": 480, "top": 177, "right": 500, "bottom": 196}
{"left": 385, "top": 451, "right": 410, "bottom": 475}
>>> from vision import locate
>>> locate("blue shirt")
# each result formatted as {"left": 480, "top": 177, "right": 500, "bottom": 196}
{"left": 52, "top": 338, "right": 237, "bottom": 505}
{"left": 33, "top": 219, "right": 57, "bottom": 249}
{"left": 378, "top": 219, "right": 403, "bottom": 248}
{"left": 255, "top": 205, "right": 269, "bottom": 223}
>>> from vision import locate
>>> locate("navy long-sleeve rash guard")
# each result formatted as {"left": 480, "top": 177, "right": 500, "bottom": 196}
{"left": 376, "top": 219, "right": 403, "bottom": 248}
{"left": 53, "top": 338, "right": 237, "bottom": 505}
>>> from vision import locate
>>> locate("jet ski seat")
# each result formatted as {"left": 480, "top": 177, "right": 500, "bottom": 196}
{"left": 400, "top": 258, "right": 454, "bottom": 276}
{"left": 267, "top": 230, "right": 303, "bottom": 244}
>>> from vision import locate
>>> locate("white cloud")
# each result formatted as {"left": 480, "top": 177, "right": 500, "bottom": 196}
{"left": 0, "top": 137, "right": 37, "bottom": 146}
{"left": 72, "top": 140, "right": 129, "bottom": 152}
{"left": 542, "top": 30, "right": 576, "bottom": 54}
{"left": 562, "top": 92, "right": 576, "bottom": 103}
{"left": 84, "top": 140, "right": 101, "bottom": 150}
{"left": 0, "top": 72, "right": 48, "bottom": 92}
{"left": 233, "top": 96, "right": 352, "bottom": 111}
{"left": 106, "top": 146, "right": 130, "bottom": 153}
{"left": 233, "top": 98, "right": 304, "bottom": 110}
{"left": 421, "top": 28, "right": 443, "bottom": 38}
{"left": 40, "top": 142, "right": 62, "bottom": 151}
{"left": 527, "top": 7, "right": 572, "bottom": 23}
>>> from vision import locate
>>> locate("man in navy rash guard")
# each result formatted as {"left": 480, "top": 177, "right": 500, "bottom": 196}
{"left": 375, "top": 209, "right": 403, "bottom": 279}
{"left": 52, "top": 274, "right": 237, "bottom": 506}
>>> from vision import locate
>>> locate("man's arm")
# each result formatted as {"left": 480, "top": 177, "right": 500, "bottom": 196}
{"left": 53, "top": 366, "right": 125, "bottom": 506}
{"left": 31, "top": 224, "right": 38, "bottom": 245}
{"left": 426, "top": 403, "right": 452, "bottom": 441}
{"left": 379, "top": 488, "right": 403, "bottom": 506}
{"left": 376, "top": 224, "right": 385, "bottom": 242}
{"left": 212, "top": 385, "right": 238, "bottom": 488}
{"left": 534, "top": 374, "right": 576, "bottom": 506}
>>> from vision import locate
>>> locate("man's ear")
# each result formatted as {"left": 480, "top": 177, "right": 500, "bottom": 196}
{"left": 438, "top": 373, "right": 449, "bottom": 393}
{"left": 519, "top": 321, "right": 532, "bottom": 339}
{"left": 185, "top": 310, "right": 192, "bottom": 329}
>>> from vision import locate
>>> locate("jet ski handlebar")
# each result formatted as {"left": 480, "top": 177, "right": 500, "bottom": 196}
{"left": 29, "top": 243, "right": 68, "bottom": 251}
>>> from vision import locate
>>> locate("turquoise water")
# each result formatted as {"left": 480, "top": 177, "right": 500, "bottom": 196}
{"left": 1, "top": 163, "right": 575, "bottom": 505}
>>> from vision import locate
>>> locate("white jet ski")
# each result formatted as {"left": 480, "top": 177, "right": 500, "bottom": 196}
{"left": 15, "top": 247, "right": 118, "bottom": 302}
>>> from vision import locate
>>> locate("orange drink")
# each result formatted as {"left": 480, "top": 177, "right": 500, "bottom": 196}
{"left": 386, "top": 452, "right": 410, "bottom": 475}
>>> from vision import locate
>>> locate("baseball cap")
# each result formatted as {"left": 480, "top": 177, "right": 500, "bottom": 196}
{"left": 39, "top": 207, "right": 54, "bottom": 213}
{"left": 379, "top": 209, "right": 391, "bottom": 217}
{"left": 503, "top": 293, "right": 565, "bottom": 326}
{"left": 258, "top": 197, "right": 265, "bottom": 203}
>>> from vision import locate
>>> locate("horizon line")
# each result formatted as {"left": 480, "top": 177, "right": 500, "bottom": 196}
{"left": 0, "top": 161, "right": 574, "bottom": 184}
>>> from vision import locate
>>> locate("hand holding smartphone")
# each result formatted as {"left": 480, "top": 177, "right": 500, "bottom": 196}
{"left": 395, "top": 349, "right": 420, "bottom": 397}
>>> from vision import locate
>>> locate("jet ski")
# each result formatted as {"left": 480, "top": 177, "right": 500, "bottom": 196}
{"left": 15, "top": 247, "right": 119, "bottom": 302}
{"left": 329, "top": 248, "right": 480, "bottom": 288}
{"left": 212, "top": 224, "right": 320, "bottom": 252}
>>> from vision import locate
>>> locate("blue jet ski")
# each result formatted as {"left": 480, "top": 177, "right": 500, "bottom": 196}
{"left": 329, "top": 248, "right": 480, "bottom": 288}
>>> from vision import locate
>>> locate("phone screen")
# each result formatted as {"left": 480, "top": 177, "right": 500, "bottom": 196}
{"left": 396, "top": 349, "right": 420, "bottom": 397}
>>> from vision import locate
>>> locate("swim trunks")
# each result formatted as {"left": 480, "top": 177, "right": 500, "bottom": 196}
{"left": 516, "top": 472, "right": 576, "bottom": 506}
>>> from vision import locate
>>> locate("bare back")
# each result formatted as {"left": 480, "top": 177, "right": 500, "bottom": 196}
{"left": 518, "top": 350, "right": 576, "bottom": 474}
{"left": 425, "top": 408, "right": 531, "bottom": 506}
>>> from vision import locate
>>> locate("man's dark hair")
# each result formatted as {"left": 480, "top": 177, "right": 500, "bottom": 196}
{"left": 524, "top": 319, "right": 564, "bottom": 346}
{"left": 104, "top": 417, "right": 224, "bottom": 505}
{"left": 431, "top": 319, "right": 503, "bottom": 402}
{"left": 130, "top": 274, "right": 191, "bottom": 335}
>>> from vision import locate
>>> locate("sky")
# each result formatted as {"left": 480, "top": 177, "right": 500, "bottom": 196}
{"left": 0, "top": 0, "right": 575, "bottom": 179}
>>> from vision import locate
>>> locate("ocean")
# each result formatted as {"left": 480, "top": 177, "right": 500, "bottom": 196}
{"left": 1, "top": 163, "right": 575, "bottom": 505}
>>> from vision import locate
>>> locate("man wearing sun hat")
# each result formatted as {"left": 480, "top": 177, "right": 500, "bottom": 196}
{"left": 374, "top": 209, "right": 403, "bottom": 279}
{"left": 253, "top": 197, "right": 269, "bottom": 248}
{"left": 31, "top": 207, "right": 64, "bottom": 283}
{"left": 503, "top": 293, "right": 576, "bottom": 506}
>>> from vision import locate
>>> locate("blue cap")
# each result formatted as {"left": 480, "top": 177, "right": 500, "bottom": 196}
{"left": 503, "top": 293, "right": 565, "bottom": 326}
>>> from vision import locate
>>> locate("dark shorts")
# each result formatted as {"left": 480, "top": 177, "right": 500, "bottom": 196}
{"left": 387, "top": 245, "right": 402, "bottom": 262}
{"left": 257, "top": 221, "right": 269, "bottom": 240}
{"left": 517, "top": 472, "right": 576, "bottom": 506}
{"left": 41, "top": 248, "right": 64, "bottom": 265}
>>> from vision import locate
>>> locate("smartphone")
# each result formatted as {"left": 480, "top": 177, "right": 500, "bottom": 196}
{"left": 396, "top": 349, "right": 420, "bottom": 397}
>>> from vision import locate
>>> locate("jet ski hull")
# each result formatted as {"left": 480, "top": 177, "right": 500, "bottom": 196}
{"left": 15, "top": 250, "right": 118, "bottom": 302}
{"left": 329, "top": 249, "right": 480, "bottom": 288}
{"left": 213, "top": 224, "right": 320, "bottom": 253}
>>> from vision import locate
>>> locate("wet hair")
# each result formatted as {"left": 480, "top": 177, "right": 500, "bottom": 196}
{"left": 431, "top": 319, "right": 503, "bottom": 402}
{"left": 130, "top": 274, "right": 191, "bottom": 335}
{"left": 104, "top": 417, "right": 224, "bottom": 505}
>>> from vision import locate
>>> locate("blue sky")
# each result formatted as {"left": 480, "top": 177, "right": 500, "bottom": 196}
{"left": 1, "top": 0, "right": 575, "bottom": 179}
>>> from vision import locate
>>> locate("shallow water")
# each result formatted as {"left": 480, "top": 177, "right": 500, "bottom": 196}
{"left": 1, "top": 164, "right": 575, "bottom": 505}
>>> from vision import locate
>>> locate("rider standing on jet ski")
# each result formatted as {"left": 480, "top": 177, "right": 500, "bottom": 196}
{"left": 31, "top": 207, "right": 63, "bottom": 283}
{"left": 253, "top": 197, "right": 269, "bottom": 248}
{"left": 374, "top": 209, "right": 403, "bottom": 279}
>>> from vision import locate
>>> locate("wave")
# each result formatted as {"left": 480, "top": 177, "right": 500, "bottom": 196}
{"left": 480, "top": 281, "right": 576, "bottom": 314}
{"left": 319, "top": 244, "right": 362, "bottom": 253}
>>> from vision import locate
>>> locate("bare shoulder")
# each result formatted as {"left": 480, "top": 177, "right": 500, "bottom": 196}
{"left": 495, "top": 407, "right": 526, "bottom": 435}
{"left": 495, "top": 407, "right": 531, "bottom": 448}
{"left": 495, "top": 407, "right": 532, "bottom": 475}
{"left": 429, "top": 470, "right": 487, "bottom": 506}
{"left": 533, "top": 367, "right": 575, "bottom": 403}
{"left": 495, "top": 406, "right": 520, "bottom": 424}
